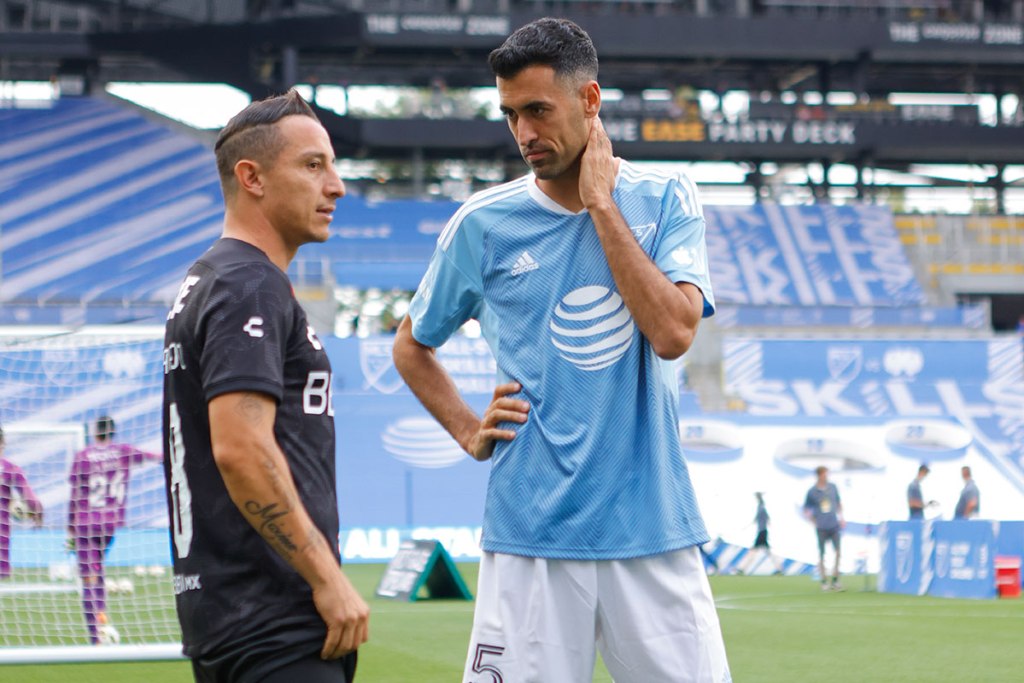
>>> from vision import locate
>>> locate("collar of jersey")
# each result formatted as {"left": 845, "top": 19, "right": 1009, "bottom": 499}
{"left": 525, "top": 165, "right": 623, "bottom": 217}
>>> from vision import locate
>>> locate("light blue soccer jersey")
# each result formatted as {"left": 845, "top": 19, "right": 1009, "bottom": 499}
{"left": 409, "top": 161, "right": 716, "bottom": 560}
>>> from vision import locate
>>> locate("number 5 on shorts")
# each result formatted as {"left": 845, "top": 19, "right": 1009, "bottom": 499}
{"left": 470, "top": 643, "right": 505, "bottom": 683}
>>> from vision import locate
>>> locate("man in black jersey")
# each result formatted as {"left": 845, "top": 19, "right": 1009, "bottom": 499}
{"left": 162, "top": 90, "right": 368, "bottom": 683}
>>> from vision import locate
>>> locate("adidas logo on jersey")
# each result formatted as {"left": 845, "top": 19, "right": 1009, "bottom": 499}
{"left": 511, "top": 251, "right": 540, "bottom": 276}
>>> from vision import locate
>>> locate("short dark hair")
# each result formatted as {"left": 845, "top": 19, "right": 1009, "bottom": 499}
{"left": 96, "top": 415, "right": 115, "bottom": 441}
{"left": 488, "top": 17, "right": 598, "bottom": 84}
{"left": 919, "top": 463, "right": 930, "bottom": 474}
{"left": 214, "top": 90, "right": 320, "bottom": 196}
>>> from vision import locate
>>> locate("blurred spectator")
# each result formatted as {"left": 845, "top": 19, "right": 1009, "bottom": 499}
{"left": 803, "top": 465, "right": 844, "bottom": 591}
{"left": 953, "top": 465, "right": 981, "bottom": 519}
{"left": 907, "top": 463, "right": 938, "bottom": 520}
{"left": 0, "top": 425, "right": 44, "bottom": 580}
{"left": 736, "top": 492, "right": 784, "bottom": 575}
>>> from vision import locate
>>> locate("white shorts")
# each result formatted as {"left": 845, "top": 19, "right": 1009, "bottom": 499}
{"left": 463, "top": 547, "right": 731, "bottom": 683}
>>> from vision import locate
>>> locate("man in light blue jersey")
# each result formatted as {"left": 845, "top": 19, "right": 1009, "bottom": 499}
{"left": 393, "top": 17, "right": 730, "bottom": 683}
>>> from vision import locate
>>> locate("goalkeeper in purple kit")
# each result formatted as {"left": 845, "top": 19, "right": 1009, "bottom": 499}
{"left": 67, "top": 415, "right": 161, "bottom": 644}
{"left": 0, "top": 424, "right": 44, "bottom": 579}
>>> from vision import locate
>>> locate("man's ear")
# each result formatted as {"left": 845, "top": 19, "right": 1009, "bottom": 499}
{"left": 234, "top": 159, "right": 264, "bottom": 197}
{"left": 582, "top": 80, "right": 601, "bottom": 119}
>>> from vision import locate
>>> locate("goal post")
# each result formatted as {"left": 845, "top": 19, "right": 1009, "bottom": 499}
{"left": 0, "top": 326, "right": 184, "bottom": 663}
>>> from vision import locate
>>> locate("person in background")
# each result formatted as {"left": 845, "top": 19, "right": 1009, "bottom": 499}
{"left": 803, "top": 465, "right": 844, "bottom": 591}
{"left": 68, "top": 415, "right": 161, "bottom": 644}
{"left": 907, "top": 462, "right": 937, "bottom": 520}
{"left": 954, "top": 465, "right": 980, "bottom": 519}
{"left": 0, "top": 424, "right": 44, "bottom": 580}
{"left": 737, "top": 492, "right": 783, "bottom": 575}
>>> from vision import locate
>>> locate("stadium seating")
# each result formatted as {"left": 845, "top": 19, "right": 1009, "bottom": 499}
{"left": 0, "top": 97, "right": 223, "bottom": 309}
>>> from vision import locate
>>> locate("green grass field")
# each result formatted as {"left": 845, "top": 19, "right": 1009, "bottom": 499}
{"left": 3, "top": 564, "right": 1021, "bottom": 682}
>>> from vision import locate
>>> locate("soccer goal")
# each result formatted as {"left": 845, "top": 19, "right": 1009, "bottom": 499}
{"left": 0, "top": 327, "right": 183, "bottom": 663}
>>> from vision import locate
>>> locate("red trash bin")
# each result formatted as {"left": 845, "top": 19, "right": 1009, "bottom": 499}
{"left": 994, "top": 556, "right": 1021, "bottom": 599}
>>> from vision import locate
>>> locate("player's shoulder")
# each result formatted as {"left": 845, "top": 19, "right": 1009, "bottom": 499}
{"left": 618, "top": 160, "right": 702, "bottom": 216}
{"left": 195, "top": 239, "right": 291, "bottom": 294}
{"left": 437, "top": 176, "right": 531, "bottom": 249}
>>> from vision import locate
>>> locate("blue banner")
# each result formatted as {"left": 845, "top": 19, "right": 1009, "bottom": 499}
{"left": 878, "top": 521, "right": 927, "bottom": 596}
{"left": 713, "top": 304, "right": 987, "bottom": 329}
{"left": 704, "top": 203, "right": 924, "bottom": 307}
{"left": 724, "top": 337, "right": 1022, "bottom": 385}
{"left": 928, "top": 520, "right": 997, "bottom": 599}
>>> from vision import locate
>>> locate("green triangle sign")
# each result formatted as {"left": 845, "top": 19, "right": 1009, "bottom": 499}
{"left": 375, "top": 539, "right": 473, "bottom": 602}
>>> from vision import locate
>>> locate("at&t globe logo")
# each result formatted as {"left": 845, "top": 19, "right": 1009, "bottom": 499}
{"left": 549, "top": 286, "right": 635, "bottom": 371}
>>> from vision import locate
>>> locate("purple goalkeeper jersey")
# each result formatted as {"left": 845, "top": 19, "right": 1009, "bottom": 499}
{"left": 68, "top": 444, "right": 161, "bottom": 530}
{"left": 1, "top": 458, "right": 43, "bottom": 528}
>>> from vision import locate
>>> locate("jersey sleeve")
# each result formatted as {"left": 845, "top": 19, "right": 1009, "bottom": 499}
{"left": 653, "top": 173, "right": 715, "bottom": 318}
{"left": 127, "top": 444, "right": 162, "bottom": 467}
{"left": 408, "top": 214, "right": 485, "bottom": 348}
{"left": 9, "top": 464, "right": 42, "bottom": 514}
{"left": 200, "top": 262, "right": 293, "bottom": 403}
{"left": 67, "top": 456, "right": 83, "bottom": 523}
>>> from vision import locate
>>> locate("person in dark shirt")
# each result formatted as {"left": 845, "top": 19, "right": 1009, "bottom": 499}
{"left": 906, "top": 463, "right": 936, "bottom": 520}
{"left": 737, "top": 492, "right": 784, "bottom": 575}
{"left": 803, "top": 466, "right": 844, "bottom": 591}
{"left": 954, "top": 465, "right": 980, "bottom": 519}
{"left": 162, "top": 90, "right": 368, "bottom": 683}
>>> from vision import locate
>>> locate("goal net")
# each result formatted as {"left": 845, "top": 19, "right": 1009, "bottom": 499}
{"left": 0, "top": 327, "right": 182, "bottom": 662}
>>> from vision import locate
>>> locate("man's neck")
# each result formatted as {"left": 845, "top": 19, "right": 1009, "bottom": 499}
{"left": 222, "top": 213, "right": 294, "bottom": 272}
{"left": 535, "top": 174, "right": 583, "bottom": 213}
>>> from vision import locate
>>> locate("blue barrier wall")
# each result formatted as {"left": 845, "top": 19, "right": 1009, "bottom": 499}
{"left": 879, "top": 520, "right": 1023, "bottom": 599}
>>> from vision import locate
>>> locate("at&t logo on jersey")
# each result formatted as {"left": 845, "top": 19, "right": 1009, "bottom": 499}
{"left": 550, "top": 286, "right": 635, "bottom": 371}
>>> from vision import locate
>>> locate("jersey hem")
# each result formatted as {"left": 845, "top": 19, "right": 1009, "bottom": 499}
{"left": 480, "top": 534, "right": 712, "bottom": 561}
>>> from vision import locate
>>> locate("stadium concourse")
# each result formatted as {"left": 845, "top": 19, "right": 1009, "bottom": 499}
{"left": 1, "top": 86, "right": 1022, "bottom": 654}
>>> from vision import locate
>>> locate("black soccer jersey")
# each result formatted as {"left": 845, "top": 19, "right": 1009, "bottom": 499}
{"left": 162, "top": 238, "right": 338, "bottom": 659}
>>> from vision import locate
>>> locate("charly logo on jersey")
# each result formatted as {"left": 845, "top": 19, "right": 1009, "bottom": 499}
{"left": 511, "top": 250, "right": 539, "bottom": 276}
{"left": 381, "top": 417, "right": 466, "bottom": 468}
{"left": 243, "top": 316, "right": 264, "bottom": 338}
{"left": 549, "top": 286, "right": 635, "bottom": 371}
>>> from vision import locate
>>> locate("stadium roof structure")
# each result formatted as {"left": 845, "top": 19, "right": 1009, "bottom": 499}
{"left": 3, "top": 1, "right": 1024, "bottom": 193}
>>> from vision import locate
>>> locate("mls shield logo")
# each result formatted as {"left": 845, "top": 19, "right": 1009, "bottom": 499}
{"left": 934, "top": 541, "right": 949, "bottom": 578}
{"left": 359, "top": 338, "right": 405, "bottom": 394}
{"left": 895, "top": 532, "right": 914, "bottom": 584}
{"left": 827, "top": 346, "right": 863, "bottom": 383}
